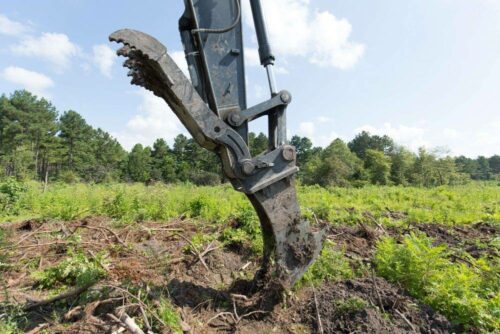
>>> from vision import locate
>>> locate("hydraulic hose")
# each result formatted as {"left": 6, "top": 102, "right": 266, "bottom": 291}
{"left": 191, "top": 0, "right": 241, "bottom": 34}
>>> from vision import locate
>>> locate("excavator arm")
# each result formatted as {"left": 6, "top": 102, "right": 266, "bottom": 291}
{"left": 110, "top": 0, "right": 324, "bottom": 289}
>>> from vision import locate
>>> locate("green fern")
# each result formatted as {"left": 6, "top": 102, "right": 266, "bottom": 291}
{"left": 375, "top": 233, "right": 499, "bottom": 332}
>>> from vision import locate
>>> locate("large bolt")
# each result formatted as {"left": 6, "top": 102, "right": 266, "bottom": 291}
{"left": 241, "top": 160, "right": 256, "bottom": 175}
{"left": 280, "top": 91, "right": 291, "bottom": 104}
{"left": 229, "top": 113, "right": 242, "bottom": 126}
{"left": 282, "top": 145, "right": 296, "bottom": 161}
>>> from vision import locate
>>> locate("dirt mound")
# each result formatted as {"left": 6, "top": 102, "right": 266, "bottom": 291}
{"left": 327, "top": 223, "right": 383, "bottom": 259}
{"left": 296, "top": 278, "right": 453, "bottom": 334}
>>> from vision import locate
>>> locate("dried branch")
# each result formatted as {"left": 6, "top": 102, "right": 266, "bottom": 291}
{"left": 115, "top": 311, "right": 146, "bottom": 334}
{"left": 75, "top": 224, "right": 127, "bottom": 247}
{"left": 174, "top": 233, "right": 218, "bottom": 271}
{"left": 371, "top": 269, "right": 385, "bottom": 312}
{"left": 103, "top": 285, "right": 166, "bottom": 328}
{"left": 313, "top": 288, "right": 324, "bottom": 334}
{"left": 23, "top": 282, "right": 95, "bottom": 311}
{"left": 395, "top": 309, "right": 415, "bottom": 331}
{"left": 25, "top": 323, "right": 50, "bottom": 334}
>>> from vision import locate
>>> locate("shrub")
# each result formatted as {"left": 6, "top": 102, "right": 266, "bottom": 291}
{"left": 0, "top": 320, "right": 20, "bottom": 334}
{"left": 0, "top": 178, "right": 26, "bottom": 214}
{"left": 32, "top": 250, "right": 108, "bottom": 289}
{"left": 59, "top": 170, "right": 80, "bottom": 184}
{"left": 295, "top": 240, "right": 353, "bottom": 289}
{"left": 220, "top": 208, "right": 263, "bottom": 255}
{"left": 375, "top": 233, "right": 499, "bottom": 332}
{"left": 188, "top": 194, "right": 221, "bottom": 222}
{"left": 333, "top": 297, "right": 368, "bottom": 315}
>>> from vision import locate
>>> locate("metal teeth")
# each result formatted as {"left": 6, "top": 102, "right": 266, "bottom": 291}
{"left": 110, "top": 32, "right": 157, "bottom": 91}
{"left": 117, "top": 45, "right": 133, "bottom": 57}
{"left": 131, "top": 76, "right": 146, "bottom": 87}
{"left": 126, "top": 68, "right": 139, "bottom": 77}
{"left": 123, "top": 58, "right": 141, "bottom": 69}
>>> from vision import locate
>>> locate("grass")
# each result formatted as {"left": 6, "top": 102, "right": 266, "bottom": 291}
{"left": 1, "top": 181, "right": 498, "bottom": 226}
{"left": 157, "top": 298, "right": 182, "bottom": 333}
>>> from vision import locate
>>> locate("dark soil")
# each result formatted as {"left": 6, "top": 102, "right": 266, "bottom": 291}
{"left": 412, "top": 222, "right": 499, "bottom": 259}
{"left": 1, "top": 217, "right": 494, "bottom": 333}
{"left": 294, "top": 278, "right": 454, "bottom": 334}
{"left": 327, "top": 220, "right": 499, "bottom": 260}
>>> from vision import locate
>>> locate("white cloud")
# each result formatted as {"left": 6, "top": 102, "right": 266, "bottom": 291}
{"left": 354, "top": 123, "right": 429, "bottom": 151}
{"left": 309, "top": 12, "right": 365, "bottom": 69}
{"left": 317, "top": 116, "right": 333, "bottom": 123}
{"left": 11, "top": 32, "right": 80, "bottom": 72}
{"left": 299, "top": 121, "right": 315, "bottom": 138}
{"left": 1, "top": 66, "right": 54, "bottom": 98}
{"left": 0, "top": 13, "right": 29, "bottom": 37}
{"left": 92, "top": 44, "right": 115, "bottom": 78}
{"left": 275, "top": 66, "right": 289, "bottom": 75}
{"left": 245, "top": 47, "right": 261, "bottom": 67}
{"left": 242, "top": 0, "right": 365, "bottom": 69}
{"left": 462, "top": 122, "right": 500, "bottom": 157}
{"left": 443, "top": 128, "right": 459, "bottom": 139}
{"left": 297, "top": 118, "right": 340, "bottom": 146}
{"left": 170, "top": 51, "right": 189, "bottom": 77}
{"left": 114, "top": 90, "right": 186, "bottom": 150}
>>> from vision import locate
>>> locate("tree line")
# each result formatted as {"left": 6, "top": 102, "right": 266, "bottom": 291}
{"left": 1, "top": 90, "right": 498, "bottom": 187}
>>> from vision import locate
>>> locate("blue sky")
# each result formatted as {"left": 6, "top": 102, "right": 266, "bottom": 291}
{"left": 1, "top": 0, "right": 499, "bottom": 157}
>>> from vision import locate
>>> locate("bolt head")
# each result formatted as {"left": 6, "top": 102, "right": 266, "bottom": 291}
{"left": 280, "top": 92, "right": 291, "bottom": 104}
{"left": 230, "top": 113, "right": 241, "bottom": 125}
{"left": 282, "top": 146, "right": 296, "bottom": 161}
{"left": 241, "top": 160, "right": 255, "bottom": 175}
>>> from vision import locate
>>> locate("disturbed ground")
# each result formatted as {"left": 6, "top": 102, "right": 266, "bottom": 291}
{"left": 0, "top": 216, "right": 498, "bottom": 333}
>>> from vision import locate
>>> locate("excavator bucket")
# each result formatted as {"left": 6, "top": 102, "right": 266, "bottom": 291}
{"left": 110, "top": 0, "right": 325, "bottom": 290}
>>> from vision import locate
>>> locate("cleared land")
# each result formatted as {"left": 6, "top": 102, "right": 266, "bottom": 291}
{"left": 0, "top": 182, "right": 499, "bottom": 333}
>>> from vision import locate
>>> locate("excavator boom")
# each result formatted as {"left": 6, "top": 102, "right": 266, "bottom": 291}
{"left": 110, "top": 0, "right": 324, "bottom": 290}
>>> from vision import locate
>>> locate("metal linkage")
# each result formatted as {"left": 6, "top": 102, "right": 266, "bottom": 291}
{"left": 227, "top": 90, "right": 291, "bottom": 127}
{"left": 110, "top": 0, "right": 325, "bottom": 290}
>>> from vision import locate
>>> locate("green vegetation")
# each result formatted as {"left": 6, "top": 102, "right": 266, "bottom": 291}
{"left": 0, "top": 229, "right": 7, "bottom": 271}
{"left": 157, "top": 298, "right": 182, "bottom": 334}
{"left": 1, "top": 181, "right": 498, "bottom": 226}
{"left": 0, "top": 178, "right": 27, "bottom": 215}
{"left": 375, "top": 233, "right": 499, "bottom": 332}
{"left": 220, "top": 207, "right": 263, "bottom": 254}
{"left": 333, "top": 297, "right": 368, "bottom": 315}
{"left": 1, "top": 90, "right": 499, "bottom": 188}
{"left": 32, "top": 250, "right": 108, "bottom": 289}
{"left": 0, "top": 320, "right": 20, "bottom": 334}
{"left": 296, "top": 241, "right": 353, "bottom": 289}
{"left": 0, "top": 180, "right": 498, "bottom": 332}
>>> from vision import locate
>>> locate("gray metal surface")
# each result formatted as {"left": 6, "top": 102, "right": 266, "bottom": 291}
{"left": 179, "top": 0, "right": 247, "bottom": 140}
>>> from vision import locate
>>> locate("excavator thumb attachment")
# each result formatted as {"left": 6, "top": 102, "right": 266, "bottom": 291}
{"left": 110, "top": 2, "right": 325, "bottom": 290}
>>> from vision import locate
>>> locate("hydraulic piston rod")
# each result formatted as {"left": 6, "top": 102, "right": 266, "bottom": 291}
{"left": 249, "top": 0, "right": 286, "bottom": 149}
